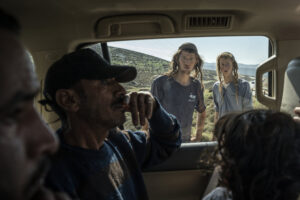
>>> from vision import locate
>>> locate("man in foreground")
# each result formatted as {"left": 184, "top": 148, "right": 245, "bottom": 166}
{"left": 40, "top": 48, "right": 181, "bottom": 200}
{"left": 0, "top": 8, "right": 70, "bottom": 200}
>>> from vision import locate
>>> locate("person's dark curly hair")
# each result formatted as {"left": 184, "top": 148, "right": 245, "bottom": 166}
{"left": 214, "top": 109, "right": 300, "bottom": 200}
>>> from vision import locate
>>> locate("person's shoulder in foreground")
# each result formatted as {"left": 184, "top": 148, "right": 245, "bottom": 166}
{"left": 0, "top": 8, "right": 70, "bottom": 200}
{"left": 203, "top": 187, "right": 232, "bottom": 200}
{"left": 41, "top": 48, "right": 181, "bottom": 200}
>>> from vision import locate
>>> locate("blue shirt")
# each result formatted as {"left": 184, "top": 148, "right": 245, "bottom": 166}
{"left": 45, "top": 103, "right": 181, "bottom": 200}
{"left": 202, "top": 187, "right": 232, "bottom": 200}
{"left": 151, "top": 75, "right": 206, "bottom": 141}
{"left": 213, "top": 79, "right": 252, "bottom": 119}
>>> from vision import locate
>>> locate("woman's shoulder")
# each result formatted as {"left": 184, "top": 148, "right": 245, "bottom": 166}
{"left": 202, "top": 187, "right": 232, "bottom": 200}
{"left": 238, "top": 79, "right": 250, "bottom": 87}
{"left": 213, "top": 81, "right": 221, "bottom": 88}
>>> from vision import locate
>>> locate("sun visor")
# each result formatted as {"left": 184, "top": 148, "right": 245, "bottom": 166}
{"left": 95, "top": 14, "right": 175, "bottom": 39}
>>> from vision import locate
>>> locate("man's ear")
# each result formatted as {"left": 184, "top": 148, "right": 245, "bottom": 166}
{"left": 55, "top": 89, "right": 80, "bottom": 112}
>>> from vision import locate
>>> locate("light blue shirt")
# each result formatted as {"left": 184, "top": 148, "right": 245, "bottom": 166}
{"left": 213, "top": 79, "right": 252, "bottom": 119}
{"left": 202, "top": 187, "right": 232, "bottom": 200}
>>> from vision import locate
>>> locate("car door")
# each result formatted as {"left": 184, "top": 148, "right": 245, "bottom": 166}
{"left": 143, "top": 142, "right": 217, "bottom": 200}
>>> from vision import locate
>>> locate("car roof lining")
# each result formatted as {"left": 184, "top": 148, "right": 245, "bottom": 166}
{"left": 0, "top": 0, "right": 299, "bottom": 51}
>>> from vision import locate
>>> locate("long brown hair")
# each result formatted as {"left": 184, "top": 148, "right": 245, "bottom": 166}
{"left": 166, "top": 44, "right": 204, "bottom": 88}
{"left": 216, "top": 52, "right": 239, "bottom": 103}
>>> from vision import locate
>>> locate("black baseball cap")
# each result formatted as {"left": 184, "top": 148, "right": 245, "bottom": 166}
{"left": 42, "top": 48, "right": 137, "bottom": 102}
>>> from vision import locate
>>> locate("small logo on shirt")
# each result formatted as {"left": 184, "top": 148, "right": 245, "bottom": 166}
{"left": 188, "top": 93, "right": 196, "bottom": 102}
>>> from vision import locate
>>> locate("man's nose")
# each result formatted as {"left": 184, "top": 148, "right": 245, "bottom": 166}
{"left": 26, "top": 108, "right": 58, "bottom": 159}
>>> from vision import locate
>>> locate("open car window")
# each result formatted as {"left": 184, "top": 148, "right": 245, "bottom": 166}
{"left": 87, "top": 36, "right": 270, "bottom": 142}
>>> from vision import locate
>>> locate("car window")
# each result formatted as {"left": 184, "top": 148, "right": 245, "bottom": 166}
{"left": 87, "top": 36, "right": 270, "bottom": 142}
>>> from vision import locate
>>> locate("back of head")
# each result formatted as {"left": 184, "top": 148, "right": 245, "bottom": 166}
{"left": 215, "top": 110, "right": 300, "bottom": 200}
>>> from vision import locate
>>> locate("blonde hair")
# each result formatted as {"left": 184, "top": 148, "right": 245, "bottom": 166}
{"left": 216, "top": 52, "right": 239, "bottom": 103}
{"left": 166, "top": 48, "right": 204, "bottom": 88}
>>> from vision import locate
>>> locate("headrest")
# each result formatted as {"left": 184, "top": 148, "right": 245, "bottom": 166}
{"left": 281, "top": 57, "right": 300, "bottom": 115}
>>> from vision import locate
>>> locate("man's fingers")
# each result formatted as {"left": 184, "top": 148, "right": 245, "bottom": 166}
{"left": 128, "top": 92, "right": 155, "bottom": 127}
{"left": 145, "top": 95, "right": 154, "bottom": 119}
{"left": 138, "top": 94, "right": 146, "bottom": 126}
{"left": 294, "top": 107, "right": 300, "bottom": 116}
{"left": 129, "top": 92, "right": 139, "bottom": 126}
{"left": 294, "top": 116, "right": 300, "bottom": 123}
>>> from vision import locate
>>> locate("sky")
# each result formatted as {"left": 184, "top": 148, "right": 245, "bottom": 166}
{"left": 108, "top": 36, "right": 269, "bottom": 65}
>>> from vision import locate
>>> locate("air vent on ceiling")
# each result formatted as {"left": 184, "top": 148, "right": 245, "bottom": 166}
{"left": 185, "top": 15, "right": 232, "bottom": 30}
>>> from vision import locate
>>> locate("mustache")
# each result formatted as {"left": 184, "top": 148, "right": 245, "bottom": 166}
{"left": 23, "top": 157, "right": 51, "bottom": 199}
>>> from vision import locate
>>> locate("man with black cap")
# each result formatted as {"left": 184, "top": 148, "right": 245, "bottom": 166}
{"left": 40, "top": 48, "right": 181, "bottom": 200}
{"left": 151, "top": 43, "right": 206, "bottom": 142}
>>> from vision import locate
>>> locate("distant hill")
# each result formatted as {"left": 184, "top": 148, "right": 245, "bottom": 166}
{"left": 109, "top": 46, "right": 255, "bottom": 89}
{"left": 204, "top": 62, "right": 257, "bottom": 77}
{"left": 109, "top": 46, "right": 169, "bottom": 88}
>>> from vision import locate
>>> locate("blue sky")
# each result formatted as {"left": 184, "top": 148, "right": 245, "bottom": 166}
{"left": 108, "top": 36, "right": 269, "bottom": 65}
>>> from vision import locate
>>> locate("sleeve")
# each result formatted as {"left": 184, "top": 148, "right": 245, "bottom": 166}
{"left": 150, "top": 77, "right": 164, "bottom": 102}
{"left": 213, "top": 83, "right": 219, "bottom": 112}
{"left": 241, "top": 81, "right": 253, "bottom": 110}
{"left": 202, "top": 187, "right": 232, "bottom": 200}
{"left": 195, "top": 81, "right": 206, "bottom": 113}
{"left": 123, "top": 100, "right": 181, "bottom": 169}
{"left": 139, "top": 100, "right": 181, "bottom": 169}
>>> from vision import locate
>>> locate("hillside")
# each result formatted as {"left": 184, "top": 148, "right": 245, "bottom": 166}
{"left": 109, "top": 46, "right": 219, "bottom": 89}
{"left": 109, "top": 46, "right": 169, "bottom": 88}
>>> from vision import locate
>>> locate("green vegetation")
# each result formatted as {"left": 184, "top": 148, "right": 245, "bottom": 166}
{"left": 109, "top": 46, "right": 266, "bottom": 142}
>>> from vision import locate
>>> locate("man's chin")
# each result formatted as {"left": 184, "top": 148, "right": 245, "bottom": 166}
{"left": 117, "top": 116, "right": 126, "bottom": 126}
{"left": 181, "top": 69, "right": 193, "bottom": 74}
